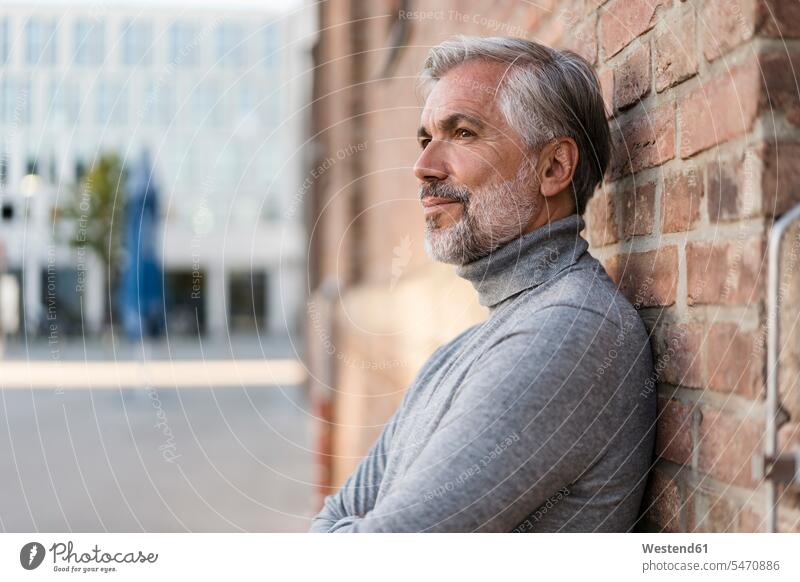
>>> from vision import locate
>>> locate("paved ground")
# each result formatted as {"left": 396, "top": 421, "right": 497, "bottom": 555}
{"left": 0, "top": 334, "right": 317, "bottom": 532}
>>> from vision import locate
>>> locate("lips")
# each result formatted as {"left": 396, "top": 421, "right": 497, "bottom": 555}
{"left": 422, "top": 197, "right": 463, "bottom": 217}
{"left": 421, "top": 196, "right": 462, "bottom": 208}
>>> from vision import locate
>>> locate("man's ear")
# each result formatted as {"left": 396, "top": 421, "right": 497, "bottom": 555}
{"left": 535, "top": 137, "right": 579, "bottom": 198}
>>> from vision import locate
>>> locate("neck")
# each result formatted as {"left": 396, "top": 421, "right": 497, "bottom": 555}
{"left": 456, "top": 213, "right": 589, "bottom": 309}
{"left": 523, "top": 195, "right": 576, "bottom": 234}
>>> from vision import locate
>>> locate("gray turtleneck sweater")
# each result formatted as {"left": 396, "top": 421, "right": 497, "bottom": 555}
{"left": 309, "top": 214, "right": 656, "bottom": 532}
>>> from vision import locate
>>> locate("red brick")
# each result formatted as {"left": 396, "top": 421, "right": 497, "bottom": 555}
{"left": 698, "top": 408, "right": 764, "bottom": 488}
{"left": 642, "top": 467, "right": 683, "bottom": 532}
{"left": 654, "top": 9, "right": 697, "bottom": 91}
{"left": 606, "top": 246, "right": 679, "bottom": 306}
{"left": 655, "top": 323, "right": 706, "bottom": 387}
{"left": 758, "top": 0, "right": 800, "bottom": 38}
{"left": 564, "top": 10, "right": 598, "bottom": 66}
{"left": 760, "top": 142, "right": 800, "bottom": 217}
{"left": 598, "top": 67, "right": 614, "bottom": 118}
{"left": 525, "top": 4, "right": 550, "bottom": 30}
{"left": 621, "top": 180, "right": 656, "bottom": 237}
{"left": 614, "top": 41, "right": 651, "bottom": 110}
{"left": 656, "top": 397, "right": 695, "bottom": 465}
{"left": 586, "top": 0, "right": 609, "bottom": 14}
{"left": 600, "top": 0, "right": 669, "bottom": 58}
{"left": 777, "top": 508, "right": 800, "bottom": 533}
{"left": 524, "top": 0, "right": 555, "bottom": 30}
{"left": 705, "top": 323, "right": 765, "bottom": 399}
{"left": 678, "top": 60, "right": 760, "bottom": 158}
{"left": 775, "top": 424, "right": 800, "bottom": 518}
{"left": 693, "top": 489, "right": 765, "bottom": 532}
{"left": 702, "top": 0, "right": 758, "bottom": 62}
{"left": 586, "top": 188, "right": 619, "bottom": 246}
{"left": 609, "top": 101, "right": 675, "bottom": 179}
{"left": 759, "top": 51, "right": 800, "bottom": 128}
{"left": 707, "top": 155, "right": 756, "bottom": 222}
{"left": 686, "top": 238, "right": 764, "bottom": 305}
{"left": 661, "top": 165, "right": 703, "bottom": 232}
{"left": 777, "top": 422, "right": 800, "bottom": 452}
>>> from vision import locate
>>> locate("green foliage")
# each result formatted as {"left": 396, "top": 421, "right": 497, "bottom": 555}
{"left": 62, "top": 152, "right": 127, "bottom": 269}
{"left": 59, "top": 152, "right": 127, "bottom": 322}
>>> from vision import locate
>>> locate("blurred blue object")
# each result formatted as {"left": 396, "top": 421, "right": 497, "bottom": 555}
{"left": 120, "top": 149, "right": 165, "bottom": 340}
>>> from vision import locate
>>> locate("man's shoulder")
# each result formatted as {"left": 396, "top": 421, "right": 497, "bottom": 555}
{"left": 513, "top": 254, "right": 644, "bottom": 334}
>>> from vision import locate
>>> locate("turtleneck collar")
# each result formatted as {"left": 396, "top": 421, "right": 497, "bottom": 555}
{"left": 455, "top": 213, "right": 589, "bottom": 309}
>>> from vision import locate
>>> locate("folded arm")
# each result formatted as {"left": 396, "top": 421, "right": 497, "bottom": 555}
{"left": 329, "top": 308, "right": 619, "bottom": 532}
{"left": 308, "top": 407, "right": 400, "bottom": 532}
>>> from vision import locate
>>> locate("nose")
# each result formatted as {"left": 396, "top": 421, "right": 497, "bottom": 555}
{"left": 413, "top": 142, "right": 449, "bottom": 183}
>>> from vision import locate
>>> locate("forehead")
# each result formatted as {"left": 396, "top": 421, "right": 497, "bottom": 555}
{"left": 421, "top": 59, "right": 509, "bottom": 129}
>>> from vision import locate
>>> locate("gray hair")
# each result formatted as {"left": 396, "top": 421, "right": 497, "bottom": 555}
{"left": 419, "top": 36, "right": 611, "bottom": 215}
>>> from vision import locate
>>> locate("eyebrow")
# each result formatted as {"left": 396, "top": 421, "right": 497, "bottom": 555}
{"left": 417, "top": 112, "right": 486, "bottom": 139}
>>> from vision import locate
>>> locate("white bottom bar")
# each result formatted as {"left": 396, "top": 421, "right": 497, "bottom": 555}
{"left": 1, "top": 533, "right": 798, "bottom": 581}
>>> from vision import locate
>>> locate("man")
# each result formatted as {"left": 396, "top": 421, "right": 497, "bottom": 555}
{"left": 310, "top": 36, "right": 656, "bottom": 533}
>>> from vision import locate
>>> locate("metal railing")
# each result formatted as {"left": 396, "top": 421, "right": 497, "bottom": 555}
{"left": 758, "top": 202, "right": 800, "bottom": 532}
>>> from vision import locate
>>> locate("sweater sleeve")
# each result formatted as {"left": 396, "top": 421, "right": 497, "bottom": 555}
{"left": 308, "top": 406, "right": 400, "bottom": 532}
{"left": 329, "top": 306, "right": 623, "bottom": 532}
{"left": 308, "top": 337, "right": 465, "bottom": 532}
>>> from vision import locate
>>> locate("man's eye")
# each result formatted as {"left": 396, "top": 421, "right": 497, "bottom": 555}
{"left": 456, "top": 128, "right": 474, "bottom": 138}
{"left": 420, "top": 138, "right": 431, "bottom": 149}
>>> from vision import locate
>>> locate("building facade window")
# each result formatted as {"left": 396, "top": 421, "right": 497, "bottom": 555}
{"left": 0, "top": 77, "right": 31, "bottom": 125}
{"left": 1, "top": 18, "right": 11, "bottom": 65}
{"left": 168, "top": 21, "right": 199, "bottom": 65}
{"left": 0, "top": 78, "right": 16, "bottom": 123}
{"left": 96, "top": 80, "right": 127, "bottom": 125}
{"left": 0, "top": 153, "right": 8, "bottom": 186}
{"left": 216, "top": 22, "right": 243, "bottom": 66}
{"left": 156, "top": 81, "right": 176, "bottom": 127}
{"left": 238, "top": 83, "right": 258, "bottom": 118}
{"left": 121, "top": 20, "right": 153, "bottom": 66}
{"left": 25, "top": 18, "right": 58, "bottom": 65}
{"left": 191, "top": 81, "right": 220, "bottom": 127}
{"left": 74, "top": 18, "right": 104, "bottom": 66}
{"left": 50, "top": 79, "right": 80, "bottom": 125}
{"left": 263, "top": 23, "right": 280, "bottom": 71}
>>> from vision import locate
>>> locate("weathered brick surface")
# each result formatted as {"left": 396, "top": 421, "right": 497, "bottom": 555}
{"left": 586, "top": 188, "right": 619, "bottom": 246}
{"left": 614, "top": 41, "right": 651, "bottom": 110}
{"left": 654, "top": 7, "right": 697, "bottom": 92}
{"left": 654, "top": 323, "right": 706, "bottom": 387}
{"left": 702, "top": 0, "right": 758, "bottom": 62}
{"left": 621, "top": 180, "right": 656, "bottom": 237}
{"left": 705, "top": 323, "right": 765, "bottom": 399}
{"left": 758, "top": 51, "right": 800, "bottom": 128}
{"left": 655, "top": 397, "right": 695, "bottom": 465}
{"left": 600, "top": 0, "right": 668, "bottom": 57}
{"left": 760, "top": 141, "right": 800, "bottom": 217}
{"left": 662, "top": 166, "right": 703, "bottom": 232}
{"left": 642, "top": 466, "right": 684, "bottom": 532}
{"left": 686, "top": 238, "right": 764, "bottom": 306}
{"left": 692, "top": 488, "right": 765, "bottom": 532}
{"left": 609, "top": 101, "right": 675, "bottom": 178}
{"left": 597, "top": 67, "right": 614, "bottom": 116}
{"left": 606, "top": 246, "right": 679, "bottom": 306}
{"left": 678, "top": 60, "right": 760, "bottom": 158}
{"left": 698, "top": 408, "right": 764, "bottom": 488}
{"left": 758, "top": 0, "right": 800, "bottom": 38}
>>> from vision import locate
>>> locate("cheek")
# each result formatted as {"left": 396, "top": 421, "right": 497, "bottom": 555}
{"left": 449, "top": 147, "right": 497, "bottom": 188}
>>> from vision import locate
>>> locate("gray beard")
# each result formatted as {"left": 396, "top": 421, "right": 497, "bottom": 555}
{"left": 423, "top": 166, "right": 539, "bottom": 265}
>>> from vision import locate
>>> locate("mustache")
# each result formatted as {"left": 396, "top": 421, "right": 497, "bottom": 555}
{"left": 419, "top": 181, "right": 471, "bottom": 205}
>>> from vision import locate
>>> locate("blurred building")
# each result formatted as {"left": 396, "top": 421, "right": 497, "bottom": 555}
{"left": 0, "top": 1, "right": 314, "bottom": 338}
{"left": 306, "top": 0, "right": 800, "bottom": 532}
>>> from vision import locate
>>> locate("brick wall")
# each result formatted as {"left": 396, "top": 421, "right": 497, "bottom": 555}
{"left": 306, "top": 0, "right": 800, "bottom": 531}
